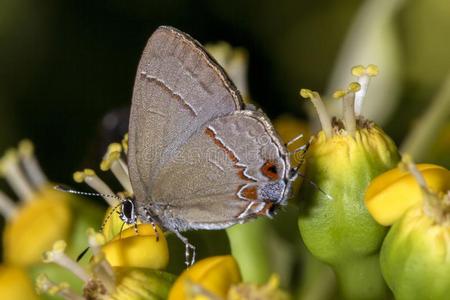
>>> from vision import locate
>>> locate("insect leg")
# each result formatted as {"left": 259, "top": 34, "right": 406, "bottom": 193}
{"left": 174, "top": 230, "right": 196, "bottom": 267}
{"left": 143, "top": 207, "right": 160, "bottom": 241}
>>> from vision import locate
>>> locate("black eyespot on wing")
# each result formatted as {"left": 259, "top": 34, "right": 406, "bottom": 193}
{"left": 261, "top": 161, "right": 280, "bottom": 180}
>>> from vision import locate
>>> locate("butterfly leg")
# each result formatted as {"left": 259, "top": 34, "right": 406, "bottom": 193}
{"left": 143, "top": 207, "right": 160, "bottom": 241}
{"left": 174, "top": 230, "right": 196, "bottom": 267}
{"left": 133, "top": 222, "right": 139, "bottom": 235}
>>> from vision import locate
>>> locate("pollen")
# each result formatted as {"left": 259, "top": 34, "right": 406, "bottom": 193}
{"left": 348, "top": 82, "right": 361, "bottom": 93}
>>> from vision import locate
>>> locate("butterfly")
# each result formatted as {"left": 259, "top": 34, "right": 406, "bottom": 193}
{"left": 60, "top": 26, "right": 304, "bottom": 266}
{"left": 122, "top": 26, "right": 305, "bottom": 265}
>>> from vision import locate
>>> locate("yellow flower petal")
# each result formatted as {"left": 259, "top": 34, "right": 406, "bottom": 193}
{"left": 0, "top": 265, "right": 40, "bottom": 300}
{"left": 101, "top": 224, "right": 169, "bottom": 270}
{"left": 111, "top": 268, "right": 176, "bottom": 300}
{"left": 3, "top": 190, "right": 72, "bottom": 265}
{"left": 168, "top": 255, "right": 242, "bottom": 300}
{"left": 227, "top": 274, "right": 290, "bottom": 300}
{"left": 365, "top": 164, "right": 450, "bottom": 225}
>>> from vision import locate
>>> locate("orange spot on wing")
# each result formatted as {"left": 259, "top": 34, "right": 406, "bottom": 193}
{"left": 257, "top": 202, "right": 275, "bottom": 216}
{"left": 205, "top": 127, "right": 256, "bottom": 183}
{"left": 240, "top": 186, "right": 258, "bottom": 200}
{"left": 237, "top": 169, "right": 253, "bottom": 181}
{"left": 205, "top": 128, "right": 238, "bottom": 163}
{"left": 261, "top": 160, "right": 279, "bottom": 181}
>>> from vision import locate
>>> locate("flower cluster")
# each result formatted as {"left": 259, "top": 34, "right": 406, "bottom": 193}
{"left": 1, "top": 37, "right": 449, "bottom": 300}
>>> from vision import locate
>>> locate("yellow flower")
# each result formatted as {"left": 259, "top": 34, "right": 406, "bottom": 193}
{"left": 228, "top": 274, "right": 291, "bottom": 300}
{"left": 102, "top": 224, "right": 169, "bottom": 270}
{"left": 298, "top": 65, "right": 398, "bottom": 300}
{"left": 3, "top": 191, "right": 72, "bottom": 265}
{"left": 372, "top": 158, "right": 450, "bottom": 300}
{"left": 0, "top": 140, "right": 102, "bottom": 266}
{"left": 38, "top": 231, "right": 174, "bottom": 300}
{"left": 168, "top": 256, "right": 241, "bottom": 300}
{"left": 365, "top": 163, "right": 450, "bottom": 225}
{"left": 0, "top": 265, "right": 40, "bottom": 300}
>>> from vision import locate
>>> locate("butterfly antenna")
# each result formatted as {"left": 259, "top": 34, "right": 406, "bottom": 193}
{"left": 76, "top": 246, "right": 90, "bottom": 262}
{"left": 285, "top": 133, "right": 304, "bottom": 147}
{"left": 54, "top": 185, "right": 122, "bottom": 200}
{"left": 287, "top": 141, "right": 332, "bottom": 200}
{"left": 297, "top": 172, "right": 333, "bottom": 200}
{"left": 289, "top": 144, "right": 308, "bottom": 156}
{"left": 100, "top": 202, "right": 123, "bottom": 231}
{"left": 119, "top": 222, "right": 126, "bottom": 239}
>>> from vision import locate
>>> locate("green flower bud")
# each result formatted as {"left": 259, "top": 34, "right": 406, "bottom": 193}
{"left": 298, "top": 67, "right": 400, "bottom": 300}
{"left": 376, "top": 160, "right": 450, "bottom": 300}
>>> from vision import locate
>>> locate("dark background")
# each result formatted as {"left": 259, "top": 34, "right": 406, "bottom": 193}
{"left": 0, "top": 0, "right": 449, "bottom": 185}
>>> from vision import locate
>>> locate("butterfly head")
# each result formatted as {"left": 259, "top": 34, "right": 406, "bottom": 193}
{"left": 119, "top": 198, "right": 138, "bottom": 225}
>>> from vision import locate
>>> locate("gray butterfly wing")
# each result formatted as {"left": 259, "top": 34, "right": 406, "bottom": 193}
{"left": 128, "top": 26, "right": 244, "bottom": 206}
{"left": 148, "top": 110, "right": 291, "bottom": 232}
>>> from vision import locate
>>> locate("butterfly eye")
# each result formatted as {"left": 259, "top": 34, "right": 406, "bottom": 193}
{"left": 120, "top": 199, "right": 136, "bottom": 224}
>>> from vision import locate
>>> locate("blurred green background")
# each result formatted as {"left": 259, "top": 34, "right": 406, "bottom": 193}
{"left": 0, "top": 0, "right": 449, "bottom": 183}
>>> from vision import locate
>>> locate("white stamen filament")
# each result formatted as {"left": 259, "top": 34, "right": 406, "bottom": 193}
{"left": 403, "top": 161, "right": 429, "bottom": 194}
{"left": 110, "top": 159, "right": 133, "bottom": 194}
{"left": 43, "top": 241, "right": 90, "bottom": 283}
{"left": 343, "top": 92, "right": 357, "bottom": 135}
{"left": 300, "top": 89, "right": 333, "bottom": 138}
{"left": 100, "top": 144, "right": 133, "bottom": 194}
{"left": 0, "top": 190, "right": 18, "bottom": 219}
{"left": 87, "top": 230, "right": 115, "bottom": 293}
{"left": 18, "top": 140, "right": 48, "bottom": 188}
{"left": 0, "top": 150, "right": 35, "bottom": 202}
{"left": 354, "top": 74, "right": 369, "bottom": 116}
{"left": 351, "top": 64, "right": 379, "bottom": 116}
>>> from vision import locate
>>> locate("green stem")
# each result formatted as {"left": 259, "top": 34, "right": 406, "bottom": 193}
{"left": 400, "top": 72, "right": 450, "bottom": 160}
{"left": 226, "top": 218, "right": 271, "bottom": 283}
{"left": 296, "top": 249, "right": 336, "bottom": 300}
{"left": 335, "top": 255, "right": 389, "bottom": 300}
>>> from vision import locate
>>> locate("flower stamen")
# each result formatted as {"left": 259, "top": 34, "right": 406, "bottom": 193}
{"left": 122, "top": 133, "right": 128, "bottom": 154}
{"left": 333, "top": 82, "right": 361, "bottom": 136}
{"left": 0, "top": 149, "right": 35, "bottom": 202}
{"left": 100, "top": 143, "right": 133, "bottom": 194}
{"left": 73, "top": 169, "right": 118, "bottom": 206}
{"left": 18, "top": 139, "right": 48, "bottom": 188}
{"left": 87, "top": 229, "right": 116, "bottom": 293}
{"left": 0, "top": 190, "right": 18, "bottom": 219}
{"left": 43, "top": 240, "right": 90, "bottom": 283}
{"left": 351, "top": 64, "right": 379, "bottom": 116}
{"left": 300, "top": 89, "right": 333, "bottom": 138}
{"left": 36, "top": 274, "right": 83, "bottom": 300}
